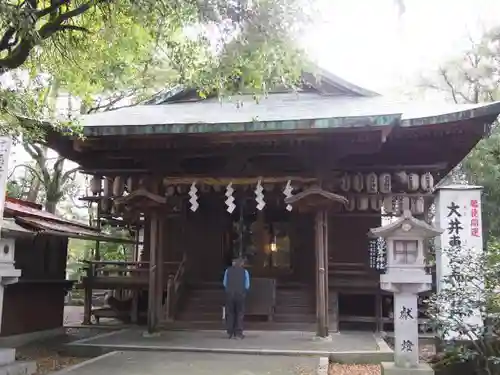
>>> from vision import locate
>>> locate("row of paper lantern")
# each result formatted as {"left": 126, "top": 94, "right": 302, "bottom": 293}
{"left": 339, "top": 172, "right": 434, "bottom": 193}
{"left": 345, "top": 195, "right": 425, "bottom": 214}
{"left": 90, "top": 176, "right": 128, "bottom": 197}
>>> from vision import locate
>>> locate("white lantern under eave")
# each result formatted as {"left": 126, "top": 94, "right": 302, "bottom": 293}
{"left": 379, "top": 173, "right": 392, "bottom": 194}
{"left": 370, "top": 196, "right": 382, "bottom": 211}
{"left": 357, "top": 196, "right": 369, "bottom": 211}
{"left": 407, "top": 173, "right": 420, "bottom": 192}
{"left": 340, "top": 174, "right": 351, "bottom": 192}
{"left": 127, "top": 176, "right": 137, "bottom": 192}
{"left": 352, "top": 173, "right": 364, "bottom": 192}
{"left": 411, "top": 197, "right": 425, "bottom": 215}
{"left": 366, "top": 173, "right": 378, "bottom": 193}
{"left": 103, "top": 178, "right": 112, "bottom": 197}
{"left": 90, "top": 176, "right": 101, "bottom": 195}
{"left": 420, "top": 172, "right": 434, "bottom": 192}
{"left": 345, "top": 196, "right": 356, "bottom": 211}
{"left": 383, "top": 196, "right": 393, "bottom": 213}
{"left": 112, "top": 176, "right": 125, "bottom": 197}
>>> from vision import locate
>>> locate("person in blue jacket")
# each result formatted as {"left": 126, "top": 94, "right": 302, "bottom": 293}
{"left": 223, "top": 257, "right": 250, "bottom": 339}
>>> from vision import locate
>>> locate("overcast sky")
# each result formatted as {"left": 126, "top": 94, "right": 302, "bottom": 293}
{"left": 306, "top": 0, "right": 500, "bottom": 94}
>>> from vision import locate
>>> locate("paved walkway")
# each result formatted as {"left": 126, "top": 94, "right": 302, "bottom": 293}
{"left": 55, "top": 351, "right": 319, "bottom": 375}
{"left": 73, "top": 328, "right": 378, "bottom": 352}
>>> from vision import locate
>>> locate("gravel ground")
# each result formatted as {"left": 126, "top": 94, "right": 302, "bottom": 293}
{"left": 329, "top": 364, "right": 381, "bottom": 375}
{"left": 14, "top": 328, "right": 110, "bottom": 375}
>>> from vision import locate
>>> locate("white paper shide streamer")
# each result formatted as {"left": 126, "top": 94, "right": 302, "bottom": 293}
{"left": 255, "top": 180, "right": 266, "bottom": 211}
{"left": 283, "top": 180, "right": 293, "bottom": 211}
{"left": 225, "top": 182, "right": 236, "bottom": 213}
{"left": 188, "top": 182, "right": 199, "bottom": 212}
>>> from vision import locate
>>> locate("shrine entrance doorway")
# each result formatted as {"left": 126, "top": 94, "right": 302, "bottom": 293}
{"left": 229, "top": 206, "right": 294, "bottom": 282}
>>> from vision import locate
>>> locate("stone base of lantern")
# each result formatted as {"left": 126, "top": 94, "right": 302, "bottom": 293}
{"left": 381, "top": 362, "right": 434, "bottom": 375}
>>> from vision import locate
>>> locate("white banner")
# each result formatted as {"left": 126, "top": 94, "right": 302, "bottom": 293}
{"left": 435, "top": 185, "right": 483, "bottom": 338}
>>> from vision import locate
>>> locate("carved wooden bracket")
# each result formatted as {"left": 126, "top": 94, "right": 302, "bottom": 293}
{"left": 285, "top": 186, "right": 348, "bottom": 213}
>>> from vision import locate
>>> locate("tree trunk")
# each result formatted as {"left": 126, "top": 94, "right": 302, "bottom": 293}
{"left": 45, "top": 200, "right": 57, "bottom": 214}
{"left": 26, "top": 177, "right": 41, "bottom": 202}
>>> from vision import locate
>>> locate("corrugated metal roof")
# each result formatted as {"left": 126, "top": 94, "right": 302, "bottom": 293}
{"left": 2, "top": 218, "right": 33, "bottom": 236}
{"left": 79, "top": 92, "right": 500, "bottom": 137}
{"left": 5, "top": 201, "right": 93, "bottom": 231}
{"left": 15, "top": 217, "right": 134, "bottom": 243}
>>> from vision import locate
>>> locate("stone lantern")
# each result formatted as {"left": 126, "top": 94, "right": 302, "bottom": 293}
{"left": 369, "top": 210, "right": 442, "bottom": 375}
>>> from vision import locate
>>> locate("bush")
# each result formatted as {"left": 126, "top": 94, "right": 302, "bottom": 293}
{"left": 427, "top": 242, "right": 500, "bottom": 375}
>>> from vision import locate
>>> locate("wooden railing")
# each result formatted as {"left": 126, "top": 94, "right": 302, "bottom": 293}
{"left": 82, "top": 260, "right": 181, "bottom": 278}
{"left": 80, "top": 259, "right": 185, "bottom": 325}
{"left": 164, "top": 253, "right": 187, "bottom": 321}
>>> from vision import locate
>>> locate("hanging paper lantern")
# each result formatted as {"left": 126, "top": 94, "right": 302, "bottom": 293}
{"left": 165, "top": 186, "right": 176, "bottom": 196}
{"left": 392, "top": 196, "right": 400, "bottom": 215}
{"left": 90, "top": 176, "right": 101, "bottom": 195}
{"left": 366, "top": 173, "right": 378, "bottom": 193}
{"left": 188, "top": 182, "right": 199, "bottom": 212}
{"left": 225, "top": 183, "right": 236, "bottom": 214}
{"left": 112, "top": 176, "right": 125, "bottom": 197}
{"left": 379, "top": 173, "right": 392, "bottom": 194}
{"left": 345, "top": 196, "right": 356, "bottom": 211}
{"left": 402, "top": 196, "right": 411, "bottom": 212}
{"left": 357, "top": 196, "right": 369, "bottom": 211}
{"left": 101, "top": 198, "right": 111, "bottom": 214}
{"left": 420, "top": 172, "right": 434, "bottom": 192}
{"left": 283, "top": 180, "right": 293, "bottom": 212}
{"left": 255, "top": 180, "right": 265, "bottom": 211}
{"left": 340, "top": 174, "right": 351, "bottom": 192}
{"left": 383, "top": 196, "right": 393, "bottom": 213}
{"left": 370, "top": 196, "right": 382, "bottom": 211}
{"left": 394, "top": 171, "right": 408, "bottom": 185}
{"left": 413, "top": 196, "right": 425, "bottom": 214}
{"left": 352, "top": 173, "right": 364, "bottom": 192}
{"left": 407, "top": 173, "right": 420, "bottom": 192}
{"left": 103, "top": 178, "right": 112, "bottom": 197}
{"left": 111, "top": 202, "right": 119, "bottom": 217}
{"left": 126, "top": 176, "right": 136, "bottom": 192}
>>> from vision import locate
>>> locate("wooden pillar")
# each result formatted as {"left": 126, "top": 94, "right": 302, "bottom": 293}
{"left": 322, "top": 210, "right": 329, "bottom": 333}
{"left": 155, "top": 215, "right": 165, "bottom": 323}
{"left": 315, "top": 209, "right": 329, "bottom": 337}
{"left": 147, "top": 211, "right": 159, "bottom": 334}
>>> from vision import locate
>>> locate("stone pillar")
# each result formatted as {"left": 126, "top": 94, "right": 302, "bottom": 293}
{"left": 434, "top": 185, "right": 484, "bottom": 337}
{"left": 393, "top": 289, "right": 419, "bottom": 367}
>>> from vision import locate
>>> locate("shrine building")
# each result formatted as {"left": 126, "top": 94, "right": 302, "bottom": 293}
{"left": 45, "top": 67, "right": 500, "bottom": 336}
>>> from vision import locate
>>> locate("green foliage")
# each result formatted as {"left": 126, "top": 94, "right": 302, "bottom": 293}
{"left": 422, "top": 28, "right": 500, "bottom": 243}
{"left": 427, "top": 243, "right": 500, "bottom": 374}
{"left": 0, "top": 0, "right": 311, "bottom": 142}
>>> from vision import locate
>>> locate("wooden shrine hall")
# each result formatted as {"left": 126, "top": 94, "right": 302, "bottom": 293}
{"left": 46, "top": 67, "right": 500, "bottom": 336}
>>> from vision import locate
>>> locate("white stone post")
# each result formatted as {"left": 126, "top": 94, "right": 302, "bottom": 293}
{"left": 393, "top": 289, "right": 419, "bottom": 367}
{"left": 434, "top": 185, "right": 484, "bottom": 339}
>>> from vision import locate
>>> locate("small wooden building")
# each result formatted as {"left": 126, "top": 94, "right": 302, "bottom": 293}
{"left": 46, "top": 68, "right": 500, "bottom": 335}
{"left": 1, "top": 197, "right": 124, "bottom": 337}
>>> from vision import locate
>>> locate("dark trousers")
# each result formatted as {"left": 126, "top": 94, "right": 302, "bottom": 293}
{"left": 225, "top": 292, "right": 245, "bottom": 335}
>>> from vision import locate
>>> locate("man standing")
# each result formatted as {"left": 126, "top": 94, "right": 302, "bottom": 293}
{"left": 223, "top": 257, "right": 250, "bottom": 339}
